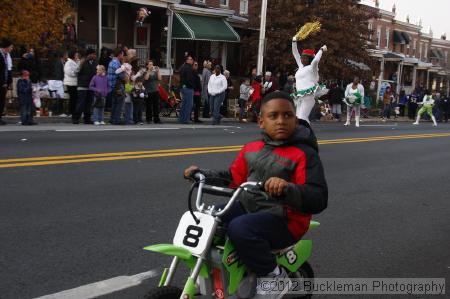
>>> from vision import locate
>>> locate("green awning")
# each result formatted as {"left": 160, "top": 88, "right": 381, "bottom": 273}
{"left": 172, "top": 12, "right": 240, "bottom": 42}
{"left": 393, "top": 30, "right": 406, "bottom": 44}
{"left": 401, "top": 32, "right": 410, "bottom": 44}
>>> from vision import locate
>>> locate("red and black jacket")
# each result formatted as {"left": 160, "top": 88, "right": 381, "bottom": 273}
{"left": 201, "top": 124, "right": 328, "bottom": 239}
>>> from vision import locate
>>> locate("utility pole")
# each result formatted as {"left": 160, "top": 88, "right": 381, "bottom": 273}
{"left": 98, "top": 0, "right": 102, "bottom": 52}
{"left": 256, "top": 0, "right": 268, "bottom": 75}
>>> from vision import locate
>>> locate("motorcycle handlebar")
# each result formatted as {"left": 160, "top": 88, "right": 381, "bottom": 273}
{"left": 192, "top": 172, "right": 266, "bottom": 217}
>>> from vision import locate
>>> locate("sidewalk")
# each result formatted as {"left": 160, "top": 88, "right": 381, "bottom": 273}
{"left": 1, "top": 114, "right": 418, "bottom": 125}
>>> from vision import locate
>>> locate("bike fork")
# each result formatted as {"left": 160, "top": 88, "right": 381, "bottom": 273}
{"left": 163, "top": 256, "right": 180, "bottom": 286}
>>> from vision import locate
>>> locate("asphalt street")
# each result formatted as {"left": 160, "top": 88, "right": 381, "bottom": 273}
{"left": 0, "top": 122, "right": 449, "bottom": 298}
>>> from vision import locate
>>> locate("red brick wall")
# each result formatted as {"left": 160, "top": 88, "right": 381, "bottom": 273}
{"left": 77, "top": 0, "right": 99, "bottom": 44}
{"left": 206, "top": 0, "right": 220, "bottom": 8}
{"left": 205, "top": 0, "right": 241, "bottom": 13}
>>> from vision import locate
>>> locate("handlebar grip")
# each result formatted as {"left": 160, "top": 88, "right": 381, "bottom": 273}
{"left": 202, "top": 184, "right": 235, "bottom": 197}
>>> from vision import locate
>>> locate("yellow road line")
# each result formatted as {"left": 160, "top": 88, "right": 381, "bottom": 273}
{"left": 0, "top": 145, "right": 243, "bottom": 163}
{"left": 1, "top": 132, "right": 449, "bottom": 169}
{"left": 0, "top": 148, "right": 241, "bottom": 169}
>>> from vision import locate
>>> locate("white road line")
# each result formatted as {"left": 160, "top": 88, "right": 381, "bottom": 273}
{"left": 54, "top": 125, "right": 236, "bottom": 132}
{"left": 34, "top": 269, "right": 159, "bottom": 299}
{"left": 360, "top": 124, "right": 398, "bottom": 127}
{"left": 55, "top": 127, "right": 181, "bottom": 132}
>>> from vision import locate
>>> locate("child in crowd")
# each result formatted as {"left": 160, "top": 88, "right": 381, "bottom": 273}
{"left": 124, "top": 77, "right": 134, "bottom": 125}
{"left": 184, "top": 91, "right": 327, "bottom": 298}
{"left": 132, "top": 77, "right": 146, "bottom": 125}
{"left": 17, "top": 70, "right": 36, "bottom": 125}
{"left": 239, "top": 78, "right": 252, "bottom": 122}
{"left": 89, "top": 65, "right": 108, "bottom": 125}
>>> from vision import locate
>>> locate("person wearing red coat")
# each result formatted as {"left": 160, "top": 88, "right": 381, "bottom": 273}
{"left": 250, "top": 75, "right": 263, "bottom": 122}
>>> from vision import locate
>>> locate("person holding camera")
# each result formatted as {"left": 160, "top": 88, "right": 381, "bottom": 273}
{"left": 143, "top": 59, "right": 162, "bottom": 124}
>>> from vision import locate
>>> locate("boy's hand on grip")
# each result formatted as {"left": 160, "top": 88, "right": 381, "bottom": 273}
{"left": 184, "top": 165, "right": 200, "bottom": 181}
{"left": 265, "top": 177, "right": 288, "bottom": 197}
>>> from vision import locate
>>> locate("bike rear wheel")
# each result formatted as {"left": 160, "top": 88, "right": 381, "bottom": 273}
{"left": 288, "top": 261, "right": 314, "bottom": 299}
{"left": 143, "top": 286, "right": 182, "bottom": 299}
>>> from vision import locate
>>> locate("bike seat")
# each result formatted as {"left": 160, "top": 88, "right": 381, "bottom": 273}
{"left": 271, "top": 220, "right": 320, "bottom": 254}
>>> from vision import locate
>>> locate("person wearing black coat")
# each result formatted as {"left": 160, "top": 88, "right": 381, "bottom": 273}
{"left": 179, "top": 55, "right": 195, "bottom": 124}
{"left": 440, "top": 95, "right": 450, "bottom": 123}
{"left": 18, "top": 48, "right": 41, "bottom": 83}
{"left": 73, "top": 49, "right": 98, "bottom": 124}
{"left": 328, "top": 83, "right": 344, "bottom": 121}
{"left": 0, "top": 38, "right": 13, "bottom": 125}
{"left": 192, "top": 61, "right": 202, "bottom": 123}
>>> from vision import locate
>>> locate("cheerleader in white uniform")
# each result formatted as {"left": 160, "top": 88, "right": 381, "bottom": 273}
{"left": 292, "top": 39, "right": 327, "bottom": 123}
{"left": 343, "top": 77, "right": 365, "bottom": 127}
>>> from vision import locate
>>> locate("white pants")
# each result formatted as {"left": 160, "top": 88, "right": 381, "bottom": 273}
{"left": 295, "top": 95, "right": 315, "bottom": 123}
{"left": 346, "top": 105, "right": 361, "bottom": 120}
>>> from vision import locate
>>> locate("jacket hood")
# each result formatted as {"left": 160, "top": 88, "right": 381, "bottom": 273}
{"left": 262, "top": 121, "right": 319, "bottom": 152}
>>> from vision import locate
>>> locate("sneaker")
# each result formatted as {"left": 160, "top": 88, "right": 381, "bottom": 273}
{"left": 255, "top": 267, "right": 291, "bottom": 299}
{"left": 413, "top": 122, "right": 419, "bottom": 125}
{"left": 94, "top": 121, "right": 100, "bottom": 125}
{"left": 59, "top": 114, "right": 68, "bottom": 117}
{"left": 344, "top": 122, "right": 350, "bottom": 126}
{"left": 100, "top": 121, "right": 106, "bottom": 125}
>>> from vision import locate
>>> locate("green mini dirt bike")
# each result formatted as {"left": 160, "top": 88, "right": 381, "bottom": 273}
{"left": 143, "top": 173, "right": 319, "bottom": 299}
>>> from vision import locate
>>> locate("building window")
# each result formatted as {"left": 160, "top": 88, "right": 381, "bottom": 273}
{"left": 102, "top": 4, "right": 117, "bottom": 45}
{"left": 385, "top": 28, "right": 390, "bottom": 49}
{"left": 376, "top": 27, "right": 381, "bottom": 48}
{"left": 195, "top": 0, "right": 206, "bottom": 4}
{"left": 445, "top": 51, "right": 448, "bottom": 64}
{"left": 368, "top": 22, "right": 373, "bottom": 42}
{"left": 424, "top": 45, "right": 428, "bottom": 61}
{"left": 240, "top": 0, "right": 249, "bottom": 15}
{"left": 220, "top": 0, "right": 229, "bottom": 7}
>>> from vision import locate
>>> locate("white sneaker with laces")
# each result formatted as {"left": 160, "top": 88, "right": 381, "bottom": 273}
{"left": 255, "top": 267, "right": 291, "bottom": 299}
{"left": 94, "top": 121, "right": 100, "bottom": 126}
{"left": 100, "top": 121, "right": 106, "bottom": 125}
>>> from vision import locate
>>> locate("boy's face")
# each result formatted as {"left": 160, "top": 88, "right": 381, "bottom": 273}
{"left": 259, "top": 98, "right": 297, "bottom": 141}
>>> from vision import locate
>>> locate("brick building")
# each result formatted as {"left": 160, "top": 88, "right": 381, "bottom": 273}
{"left": 364, "top": 3, "right": 450, "bottom": 97}
{"left": 73, "top": 0, "right": 249, "bottom": 75}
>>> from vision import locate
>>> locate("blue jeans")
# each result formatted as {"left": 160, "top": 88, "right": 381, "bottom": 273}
{"left": 93, "top": 107, "right": 104, "bottom": 123}
{"left": 219, "top": 201, "right": 294, "bottom": 276}
{"left": 238, "top": 98, "right": 247, "bottom": 119}
{"left": 20, "top": 99, "right": 33, "bottom": 124}
{"left": 180, "top": 88, "right": 194, "bottom": 123}
{"left": 382, "top": 104, "right": 391, "bottom": 118}
{"left": 210, "top": 93, "right": 225, "bottom": 124}
{"left": 111, "top": 94, "right": 124, "bottom": 124}
{"left": 124, "top": 102, "right": 133, "bottom": 124}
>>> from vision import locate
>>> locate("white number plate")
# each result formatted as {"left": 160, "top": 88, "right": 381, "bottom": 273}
{"left": 173, "top": 211, "right": 216, "bottom": 256}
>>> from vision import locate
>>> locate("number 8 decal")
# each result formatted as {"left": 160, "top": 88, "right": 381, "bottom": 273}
{"left": 286, "top": 250, "right": 297, "bottom": 264}
{"left": 183, "top": 225, "right": 203, "bottom": 247}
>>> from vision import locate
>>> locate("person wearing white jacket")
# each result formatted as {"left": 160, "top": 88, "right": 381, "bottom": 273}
{"left": 343, "top": 77, "right": 365, "bottom": 127}
{"left": 208, "top": 65, "right": 228, "bottom": 125}
{"left": 292, "top": 38, "right": 327, "bottom": 123}
{"left": 63, "top": 50, "right": 80, "bottom": 116}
